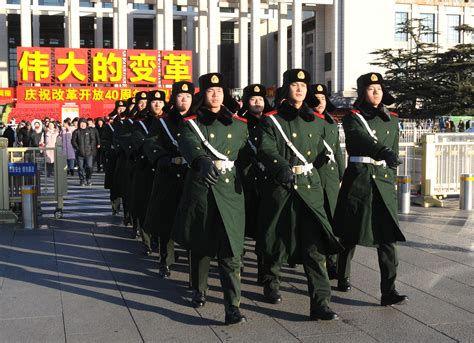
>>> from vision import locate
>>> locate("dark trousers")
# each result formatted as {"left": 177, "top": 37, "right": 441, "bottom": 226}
{"left": 160, "top": 235, "right": 175, "bottom": 267}
{"left": 77, "top": 155, "right": 93, "bottom": 182}
{"left": 190, "top": 224, "right": 242, "bottom": 311}
{"left": 337, "top": 243, "right": 398, "bottom": 294}
{"left": 262, "top": 197, "right": 332, "bottom": 308}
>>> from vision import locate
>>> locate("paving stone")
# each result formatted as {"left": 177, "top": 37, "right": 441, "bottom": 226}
{"left": 430, "top": 322, "right": 474, "bottom": 342}
{"left": 0, "top": 316, "right": 65, "bottom": 343}
{"left": 299, "top": 331, "right": 378, "bottom": 343}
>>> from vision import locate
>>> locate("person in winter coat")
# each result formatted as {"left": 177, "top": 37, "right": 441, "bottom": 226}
{"left": 44, "top": 121, "right": 60, "bottom": 177}
{"left": 2, "top": 124, "right": 16, "bottom": 147}
{"left": 72, "top": 118, "right": 98, "bottom": 186}
{"left": 17, "top": 121, "right": 33, "bottom": 147}
{"left": 62, "top": 119, "right": 76, "bottom": 175}
{"left": 29, "top": 119, "right": 45, "bottom": 147}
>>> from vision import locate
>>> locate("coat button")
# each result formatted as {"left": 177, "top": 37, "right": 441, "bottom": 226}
{"left": 307, "top": 185, "right": 311, "bottom": 189}
{"left": 292, "top": 133, "right": 297, "bottom": 138}
{"left": 308, "top": 133, "right": 312, "bottom": 138}
{"left": 177, "top": 174, "right": 181, "bottom": 178}
{"left": 386, "top": 130, "right": 390, "bottom": 134}
{"left": 129, "top": 146, "right": 131, "bottom": 148}
{"left": 273, "top": 159, "right": 278, "bottom": 163}
{"left": 331, "top": 166, "right": 334, "bottom": 170}
{"left": 152, "top": 168, "right": 155, "bottom": 172}
{"left": 141, "top": 156, "right": 144, "bottom": 159}
{"left": 293, "top": 185, "right": 298, "bottom": 190}
{"left": 372, "top": 175, "right": 376, "bottom": 179}
{"left": 225, "top": 178, "right": 230, "bottom": 183}
{"left": 227, "top": 133, "right": 232, "bottom": 139}
{"left": 210, "top": 133, "right": 215, "bottom": 138}
{"left": 177, "top": 133, "right": 181, "bottom": 137}
{"left": 384, "top": 174, "right": 388, "bottom": 178}
{"left": 196, "top": 146, "right": 200, "bottom": 150}
{"left": 254, "top": 137, "right": 258, "bottom": 141}
{"left": 153, "top": 149, "right": 156, "bottom": 153}
{"left": 307, "top": 151, "right": 311, "bottom": 155}
{"left": 227, "top": 150, "right": 231, "bottom": 154}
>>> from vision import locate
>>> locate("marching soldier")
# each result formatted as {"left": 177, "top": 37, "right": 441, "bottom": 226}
{"left": 172, "top": 73, "right": 248, "bottom": 325}
{"left": 309, "top": 84, "right": 345, "bottom": 279}
{"left": 333, "top": 72, "right": 408, "bottom": 306}
{"left": 143, "top": 81, "right": 195, "bottom": 278}
{"left": 129, "top": 90, "right": 164, "bottom": 255}
{"left": 102, "top": 100, "right": 126, "bottom": 215}
{"left": 113, "top": 97, "right": 137, "bottom": 228}
{"left": 236, "top": 84, "right": 273, "bottom": 283}
{"left": 256, "top": 69, "right": 343, "bottom": 320}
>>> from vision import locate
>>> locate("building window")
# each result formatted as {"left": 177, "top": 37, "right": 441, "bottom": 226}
{"left": 324, "top": 52, "right": 331, "bottom": 72}
{"left": 446, "top": 14, "right": 461, "bottom": 44}
{"left": 102, "top": 2, "right": 112, "bottom": 8}
{"left": 103, "top": 17, "right": 113, "bottom": 48}
{"left": 6, "top": 0, "right": 20, "bottom": 4}
{"left": 327, "top": 80, "right": 332, "bottom": 96}
{"left": 7, "top": 14, "right": 20, "bottom": 86}
{"left": 395, "top": 12, "right": 408, "bottom": 41}
{"left": 134, "top": 18, "right": 153, "bottom": 49}
{"left": 133, "top": 3, "right": 153, "bottom": 10}
{"left": 221, "top": 21, "right": 235, "bottom": 88}
{"left": 80, "top": 0, "right": 93, "bottom": 7}
{"left": 80, "top": 17, "right": 94, "bottom": 48}
{"left": 38, "top": 0, "right": 65, "bottom": 5}
{"left": 39, "top": 15, "right": 65, "bottom": 47}
{"left": 420, "top": 13, "right": 435, "bottom": 43}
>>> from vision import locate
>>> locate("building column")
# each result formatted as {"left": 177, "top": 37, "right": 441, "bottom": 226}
{"left": 20, "top": 0, "right": 32, "bottom": 47}
{"left": 291, "top": 0, "right": 302, "bottom": 68}
{"left": 198, "top": 0, "right": 208, "bottom": 75}
{"left": 278, "top": 2, "right": 289, "bottom": 86}
{"left": 0, "top": 1, "right": 8, "bottom": 87}
{"left": 185, "top": 6, "right": 194, "bottom": 50}
{"left": 333, "top": 0, "right": 339, "bottom": 94}
{"left": 114, "top": 0, "right": 128, "bottom": 49}
{"left": 155, "top": 0, "right": 164, "bottom": 49}
{"left": 127, "top": 3, "right": 133, "bottom": 48}
{"left": 239, "top": 0, "right": 249, "bottom": 88}
{"left": 250, "top": 0, "right": 260, "bottom": 83}
{"left": 207, "top": 0, "right": 218, "bottom": 71}
{"left": 67, "top": 0, "right": 80, "bottom": 48}
{"left": 94, "top": 1, "right": 103, "bottom": 48}
{"left": 163, "top": 0, "right": 173, "bottom": 49}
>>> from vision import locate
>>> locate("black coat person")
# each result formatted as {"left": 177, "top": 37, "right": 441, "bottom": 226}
{"left": 72, "top": 118, "right": 98, "bottom": 186}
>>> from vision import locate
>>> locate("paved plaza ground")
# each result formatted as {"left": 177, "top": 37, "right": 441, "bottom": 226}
{"left": 0, "top": 173, "right": 473, "bottom": 342}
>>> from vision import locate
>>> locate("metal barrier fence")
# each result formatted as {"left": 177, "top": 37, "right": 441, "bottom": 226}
{"left": 2, "top": 141, "right": 68, "bottom": 220}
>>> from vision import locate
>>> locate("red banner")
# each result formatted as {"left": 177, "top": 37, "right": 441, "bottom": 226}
{"left": 17, "top": 48, "right": 192, "bottom": 86}
{"left": 0, "top": 88, "right": 14, "bottom": 103}
{"left": 16, "top": 86, "right": 170, "bottom": 104}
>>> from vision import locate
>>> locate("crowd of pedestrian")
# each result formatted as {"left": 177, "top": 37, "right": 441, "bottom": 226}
{"left": 0, "top": 116, "right": 103, "bottom": 184}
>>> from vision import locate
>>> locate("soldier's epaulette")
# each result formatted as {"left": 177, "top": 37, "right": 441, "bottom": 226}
{"left": 350, "top": 109, "right": 361, "bottom": 115}
{"left": 233, "top": 115, "right": 247, "bottom": 123}
{"left": 184, "top": 115, "right": 197, "bottom": 121}
{"left": 313, "top": 111, "right": 325, "bottom": 119}
{"left": 390, "top": 111, "right": 399, "bottom": 117}
{"left": 264, "top": 110, "right": 278, "bottom": 117}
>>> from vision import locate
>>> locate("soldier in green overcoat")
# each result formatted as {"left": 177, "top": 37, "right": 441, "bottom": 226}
{"left": 143, "top": 82, "right": 194, "bottom": 278}
{"left": 172, "top": 73, "right": 248, "bottom": 325}
{"left": 102, "top": 100, "right": 126, "bottom": 215}
{"left": 333, "top": 72, "right": 408, "bottom": 306}
{"left": 256, "top": 69, "right": 343, "bottom": 320}
{"left": 130, "top": 90, "right": 165, "bottom": 255}
{"left": 309, "top": 84, "right": 345, "bottom": 279}
{"left": 235, "top": 84, "right": 273, "bottom": 284}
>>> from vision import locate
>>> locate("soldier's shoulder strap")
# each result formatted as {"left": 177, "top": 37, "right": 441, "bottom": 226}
{"left": 184, "top": 115, "right": 197, "bottom": 121}
{"left": 159, "top": 118, "right": 179, "bottom": 147}
{"left": 233, "top": 115, "right": 247, "bottom": 123}
{"left": 390, "top": 111, "right": 399, "bottom": 117}
{"left": 264, "top": 110, "right": 278, "bottom": 117}
{"left": 350, "top": 109, "right": 361, "bottom": 115}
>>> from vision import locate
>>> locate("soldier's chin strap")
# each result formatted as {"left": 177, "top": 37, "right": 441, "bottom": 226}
{"left": 267, "top": 115, "right": 313, "bottom": 175}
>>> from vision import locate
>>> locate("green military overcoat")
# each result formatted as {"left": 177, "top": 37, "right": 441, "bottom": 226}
{"left": 172, "top": 107, "right": 248, "bottom": 258}
{"left": 143, "top": 110, "right": 189, "bottom": 236}
{"left": 333, "top": 105, "right": 406, "bottom": 247}
{"left": 314, "top": 112, "right": 345, "bottom": 222}
{"left": 256, "top": 103, "right": 344, "bottom": 264}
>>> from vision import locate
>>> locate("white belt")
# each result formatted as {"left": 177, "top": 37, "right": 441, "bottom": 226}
{"left": 171, "top": 157, "right": 187, "bottom": 165}
{"left": 292, "top": 164, "right": 314, "bottom": 176}
{"left": 349, "top": 156, "right": 386, "bottom": 167}
{"left": 214, "top": 160, "right": 234, "bottom": 173}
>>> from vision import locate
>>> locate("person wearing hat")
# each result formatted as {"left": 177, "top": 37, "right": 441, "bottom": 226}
{"left": 236, "top": 83, "right": 273, "bottom": 284}
{"left": 129, "top": 90, "right": 160, "bottom": 253}
{"left": 256, "top": 69, "right": 343, "bottom": 320}
{"left": 71, "top": 118, "right": 98, "bottom": 186}
{"left": 102, "top": 100, "right": 127, "bottom": 215}
{"left": 333, "top": 72, "right": 407, "bottom": 306}
{"left": 143, "top": 81, "right": 194, "bottom": 278}
{"left": 309, "top": 83, "right": 345, "bottom": 280}
{"left": 172, "top": 72, "right": 248, "bottom": 325}
{"left": 115, "top": 93, "right": 143, "bottom": 233}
